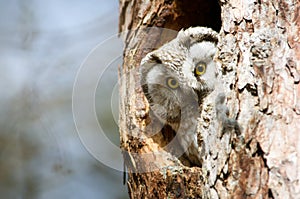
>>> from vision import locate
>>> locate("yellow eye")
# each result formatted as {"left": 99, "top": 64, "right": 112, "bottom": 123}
{"left": 195, "top": 62, "right": 206, "bottom": 76}
{"left": 166, "top": 77, "right": 179, "bottom": 89}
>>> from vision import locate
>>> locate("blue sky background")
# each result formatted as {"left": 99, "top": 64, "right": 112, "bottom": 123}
{"left": 0, "top": 1, "right": 128, "bottom": 198}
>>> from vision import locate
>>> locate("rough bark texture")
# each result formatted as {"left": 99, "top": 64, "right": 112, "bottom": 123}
{"left": 119, "top": 0, "right": 300, "bottom": 198}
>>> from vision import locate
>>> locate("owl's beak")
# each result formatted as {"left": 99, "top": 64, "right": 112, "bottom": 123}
{"left": 192, "top": 84, "right": 210, "bottom": 106}
{"left": 192, "top": 88, "right": 201, "bottom": 101}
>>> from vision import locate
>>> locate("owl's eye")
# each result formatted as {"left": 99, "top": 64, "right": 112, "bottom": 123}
{"left": 195, "top": 62, "right": 206, "bottom": 76}
{"left": 166, "top": 77, "right": 179, "bottom": 89}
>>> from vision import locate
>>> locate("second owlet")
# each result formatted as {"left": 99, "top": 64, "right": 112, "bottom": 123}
{"left": 140, "top": 27, "right": 220, "bottom": 166}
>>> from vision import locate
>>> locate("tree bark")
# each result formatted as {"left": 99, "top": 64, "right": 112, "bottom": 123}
{"left": 119, "top": 0, "right": 300, "bottom": 198}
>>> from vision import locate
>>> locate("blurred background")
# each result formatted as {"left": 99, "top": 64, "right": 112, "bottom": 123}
{"left": 0, "top": 0, "right": 128, "bottom": 198}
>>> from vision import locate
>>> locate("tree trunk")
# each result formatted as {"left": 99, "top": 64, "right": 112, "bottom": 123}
{"left": 119, "top": 0, "right": 300, "bottom": 198}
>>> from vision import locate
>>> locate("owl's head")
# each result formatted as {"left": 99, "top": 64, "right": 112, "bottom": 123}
{"left": 140, "top": 27, "right": 218, "bottom": 124}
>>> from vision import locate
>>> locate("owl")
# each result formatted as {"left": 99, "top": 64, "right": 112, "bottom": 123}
{"left": 139, "top": 27, "right": 221, "bottom": 166}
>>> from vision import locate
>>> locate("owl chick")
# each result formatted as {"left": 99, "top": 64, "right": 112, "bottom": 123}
{"left": 140, "top": 27, "right": 219, "bottom": 166}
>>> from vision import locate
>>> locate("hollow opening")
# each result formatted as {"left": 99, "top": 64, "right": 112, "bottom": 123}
{"left": 164, "top": 0, "right": 222, "bottom": 32}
